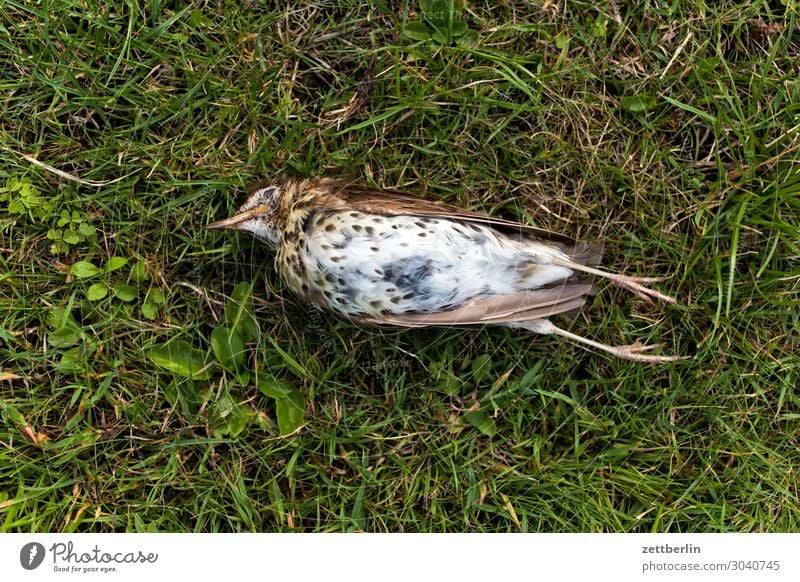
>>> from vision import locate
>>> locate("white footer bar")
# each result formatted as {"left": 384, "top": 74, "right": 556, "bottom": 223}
{"left": 2, "top": 533, "right": 797, "bottom": 582}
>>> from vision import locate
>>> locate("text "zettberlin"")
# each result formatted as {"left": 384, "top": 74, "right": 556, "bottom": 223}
{"left": 642, "top": 544, "right": 701, "bottom": 554}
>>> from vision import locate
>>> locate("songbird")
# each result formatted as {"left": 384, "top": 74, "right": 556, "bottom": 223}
{"left": 208, "top": 177, "right": 683, "bottom": 362}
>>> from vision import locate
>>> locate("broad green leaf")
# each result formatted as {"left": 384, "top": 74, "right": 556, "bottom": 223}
{"left": 48, "top": 306, "right": 77, "bottom": 328}
{"left": 225, "top": 281, "right": 258, "bottom": 342}
{"left": 555, "top": 31, "right": 571, "bottom": 49}
{"left": 208, "top": 394, "right": 248, "bottom": 438}
{"left": 241, "top": 314, "right": 259, "bottom": 344}
{"left": 437, "top": 376, "right": 462, "bottom": 396}
{"left": 404, "top": 21, "right": 432, "bottom": 41}
{"left": 148, "top": 287, "right": 165, "bottom": 304}
{"left": 470, "top": 354, "right": 493, "bottom": 383}
{"left": 78, "top": 222, "right": 96, "bottom": 237}
{"left": 592, "top": 15, "right": 607, "bottom": 39}
{"left": 257, "top": 377, "right": 297, "bottom": 399}
{"left": 210, "top": 326, "right": 245, "bottom": 371}
{"left": 70, "top": 260, "right": 101, "bottom": 279}
{"left": 7, "top": 198, "right": 25, "bottom": 214}
{"left": 62, "top": 229, "right": 80, "bottom": 245}
{"left": 140, "top": 302, "right": 158, "bottom": 320}
{"left": 130, "top": 261, "right": 149, "bottom": 283}
{"left": 620, "top": 95, "right": 657, "bottom": 113}
{"left": 464, "top": 410, "right": 497, "bottom": 437}
{"left": 55, "top": 352, "right": 85, "bottom": 373}
{"left": 5, "top": 177, "right": 22, "bottom": 191}
{"left": 105, "top": 256, "right": 128, "bottom": 272}
{"left": 49, "top": 326, "right": 81, "bottom": 348}
{"left": 113, "top": 283, "right": 138, "bottom": 302}
{"left": 517, "top": 361, "right": 544, "bottom": 391}
{"left": 420, "top": 0, "right": 438, "bottom": 13}
{"left": 456, "top": 29, "right": 478, "bottom": 46}
{"left": 275, "top": 389, "right": 305, "bottom": 435}
{"left": 0, "top": 400, "right": 26, "bottom": 427}
{"left": 86, "top": 283, "right": 108, "bottom": 301}
{"left": 230, "top": 281, "right": 252, "bottom": 304}
{"left": 422, "top": 0, "right": 451, "bottom": 17}
{"left": 188, "top": 8, "right": 210, "bottom": 28}
{"left": 451, "top": 20, "right": 467, "bottom": 36}
{"left": 147, "top": 340, "right": 215, "bottom": 379}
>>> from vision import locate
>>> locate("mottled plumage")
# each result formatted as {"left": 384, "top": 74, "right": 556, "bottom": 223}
{"left": 208, "top": 177, "right": 683, "bottom": 362}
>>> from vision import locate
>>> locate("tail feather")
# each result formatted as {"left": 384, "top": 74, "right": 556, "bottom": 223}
{"left": 558, "top": 241, "right": 603, "bottom": 266}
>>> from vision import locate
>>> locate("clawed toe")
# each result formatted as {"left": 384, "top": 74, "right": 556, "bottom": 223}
{"left": 622, "top": 342, "right": 661, "bottom": 353}
{"left": 611, "top": 342, "right": 690, "bottom": 363}
{"left": 616, "top": 277, "right": 677, "bottom": 304}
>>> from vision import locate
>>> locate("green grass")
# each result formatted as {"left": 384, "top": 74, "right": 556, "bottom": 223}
{"left": 1, "top": 0, "right": 798, "bottom": 532}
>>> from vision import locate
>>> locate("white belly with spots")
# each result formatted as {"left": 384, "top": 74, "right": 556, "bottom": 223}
{"left": 302, "top": 211, "right": 573, "bottom": 316}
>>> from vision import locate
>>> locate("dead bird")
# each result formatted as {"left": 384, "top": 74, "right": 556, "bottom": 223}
{"left": 208, "top": 177, "right": 683, "bottom": 362}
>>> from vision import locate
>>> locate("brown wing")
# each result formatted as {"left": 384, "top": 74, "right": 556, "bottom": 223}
{"left": 318, "top": 178, "right": 585, "bottom": 247}
{"left": 349, "top": 284, "right": 595, "bottom": 329}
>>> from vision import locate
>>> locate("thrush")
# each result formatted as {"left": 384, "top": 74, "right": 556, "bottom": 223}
{"left": 208, "top": 177, "right": 683, "bottom": 363}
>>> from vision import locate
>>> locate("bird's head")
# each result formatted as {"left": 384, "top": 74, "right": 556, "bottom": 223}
{"left": 207, "top": 183, "right": 283, "bottom": 245}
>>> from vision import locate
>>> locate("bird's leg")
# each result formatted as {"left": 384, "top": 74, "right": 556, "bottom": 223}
{"left": 522, "top": 319, "right": 688, "bottom": 363}
{"left": 551, "top": 259, "right": 676, "bottom": 304}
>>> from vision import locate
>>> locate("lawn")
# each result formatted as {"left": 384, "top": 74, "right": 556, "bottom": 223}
{"left": 1, "top": 0, "right": 798, "bottom": 532}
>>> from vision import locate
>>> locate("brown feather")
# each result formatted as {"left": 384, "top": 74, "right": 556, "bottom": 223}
{"left": 350, "top": 284, "right": 594, "bottom": 328}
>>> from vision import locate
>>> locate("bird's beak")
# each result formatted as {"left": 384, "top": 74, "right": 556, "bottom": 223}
{"left": 207, "top": 206, "right": 269, "bottom": 231}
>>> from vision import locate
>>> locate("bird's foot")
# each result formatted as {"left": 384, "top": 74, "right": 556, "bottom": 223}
{"left": 524, "top": 319, "right": 687, "bottom": 363}
{"left": 553, "top": 259, "right": 678, "bottom": 304}
{"left": 605, "top": 341, "right": 690, "bottom": 363}
{"left": 607, "top": 274, "right": 677, "bottom": 304}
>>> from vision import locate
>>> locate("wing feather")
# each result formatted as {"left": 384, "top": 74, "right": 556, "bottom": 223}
{"left": 349, "top": 284, "right": 595, "bottom": 328}
{"left": 317, "top": 179, "right": 596, "bottom": 253}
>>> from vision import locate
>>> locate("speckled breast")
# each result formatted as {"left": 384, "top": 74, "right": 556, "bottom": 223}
{"left": 279, "top": 210, "right": 552, "bottom": 319}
